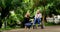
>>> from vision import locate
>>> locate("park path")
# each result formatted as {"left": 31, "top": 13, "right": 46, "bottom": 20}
{"left": 2, "top": 26, "right": 60, "bottom": 32}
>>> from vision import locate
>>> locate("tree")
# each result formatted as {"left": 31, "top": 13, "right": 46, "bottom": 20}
{"left": 0, "top": 0, "right": 60, "bottom": 28}
{"left": 0, "top": 0, "right": 22, "bottom": 28}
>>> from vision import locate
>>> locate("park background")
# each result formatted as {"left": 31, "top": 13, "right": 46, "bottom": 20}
{"left": 0, "top": 0, "right": 60, "bottom": 30}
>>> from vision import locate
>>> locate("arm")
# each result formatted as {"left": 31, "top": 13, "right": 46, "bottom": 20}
{"left": 35, "top": 14, "right": 38, "bottom": 18}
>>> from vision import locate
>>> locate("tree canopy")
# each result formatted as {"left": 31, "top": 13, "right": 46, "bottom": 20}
{"left": 0, "top": 0, "right": 60, "bottom": 28}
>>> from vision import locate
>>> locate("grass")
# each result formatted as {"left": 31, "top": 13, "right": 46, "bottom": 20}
{"left": 45, "top": 22, "right": 60, "bottom": 26}
{"left": 45, "top": 22, "right": 55, "bottom": 26}
{"left": 0, "top": 22, "right": 60, "bottom": 31}
{"left": 0, "top": 27, "right": 12, "bottom": 31}
{"left": 0, "top": 26, "right": 21, "bottom": 31}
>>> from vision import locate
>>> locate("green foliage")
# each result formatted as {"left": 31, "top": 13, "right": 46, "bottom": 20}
{"left": 0, "top": 0, "right": 60, "bottom": 28}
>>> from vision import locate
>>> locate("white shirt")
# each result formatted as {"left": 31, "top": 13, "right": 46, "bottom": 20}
{"left": 35, "top": 13, "right": 42, "bottom": 18}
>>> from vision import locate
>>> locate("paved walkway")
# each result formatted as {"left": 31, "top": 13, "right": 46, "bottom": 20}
{"left": 2, "top": 26, "right": 60, "bottom": 32}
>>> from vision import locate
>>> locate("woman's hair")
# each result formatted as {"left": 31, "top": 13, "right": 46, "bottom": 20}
{"left": 36, "top": 9, "right": 40, "bottom": 14}
{"left": 25, "top": 12, "right": 30, "bottom": 18}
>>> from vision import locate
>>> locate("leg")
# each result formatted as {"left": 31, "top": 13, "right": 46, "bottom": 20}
{"left": 33, "top": 18, "right": 37, "bottom": 29}
{"left": 33, "top": 18, "right": 36, "bottom": 25}
{"left": 25, "top": 23, "right": 27, "bottom": 29}
{"left": 25, "top": 26, "right": 27, "bottom": 29}
{"left": 37, "top": 18, "right": 41, "bottom": 25}
{"left": 37, "top": 18, "right": 41, "bottom": 27}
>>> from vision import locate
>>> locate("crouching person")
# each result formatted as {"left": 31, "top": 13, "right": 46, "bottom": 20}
{"left": 24, "top": 12, "right": 32, "bottom": 29}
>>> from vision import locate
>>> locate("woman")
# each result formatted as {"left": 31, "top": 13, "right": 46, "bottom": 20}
{"left": 24, "top": 12, "right": 32, "bottom": 29}
{"left": 33, "top": 9, "right": 42, "bottom": 29}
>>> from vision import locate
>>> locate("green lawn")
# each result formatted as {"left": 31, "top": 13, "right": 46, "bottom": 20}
{"left": 0, "top": 22, "right": 60, "bottom": 30}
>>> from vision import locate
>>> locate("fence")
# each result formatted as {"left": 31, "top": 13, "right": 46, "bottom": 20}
{"left": 46, "top": 17, "right": 60, "bottom": 24}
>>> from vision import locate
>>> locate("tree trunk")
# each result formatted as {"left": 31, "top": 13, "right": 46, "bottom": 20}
{"left": 41, "top": 0, "right": 46, "bottom": 29}
{"left": 1, "top": 6, "right": 9, "bottom": 28}
{"left": 41, "top": 7, "right": 45, "bottom": 29}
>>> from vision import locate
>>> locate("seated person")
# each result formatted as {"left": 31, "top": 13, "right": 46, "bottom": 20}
{"left": 33, "top": 9, "right": 42, "bottom": 28}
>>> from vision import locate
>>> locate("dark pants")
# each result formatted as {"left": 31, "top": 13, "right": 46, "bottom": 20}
{"left": 25, "top": 23, "right": 32, "bottom": 29}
